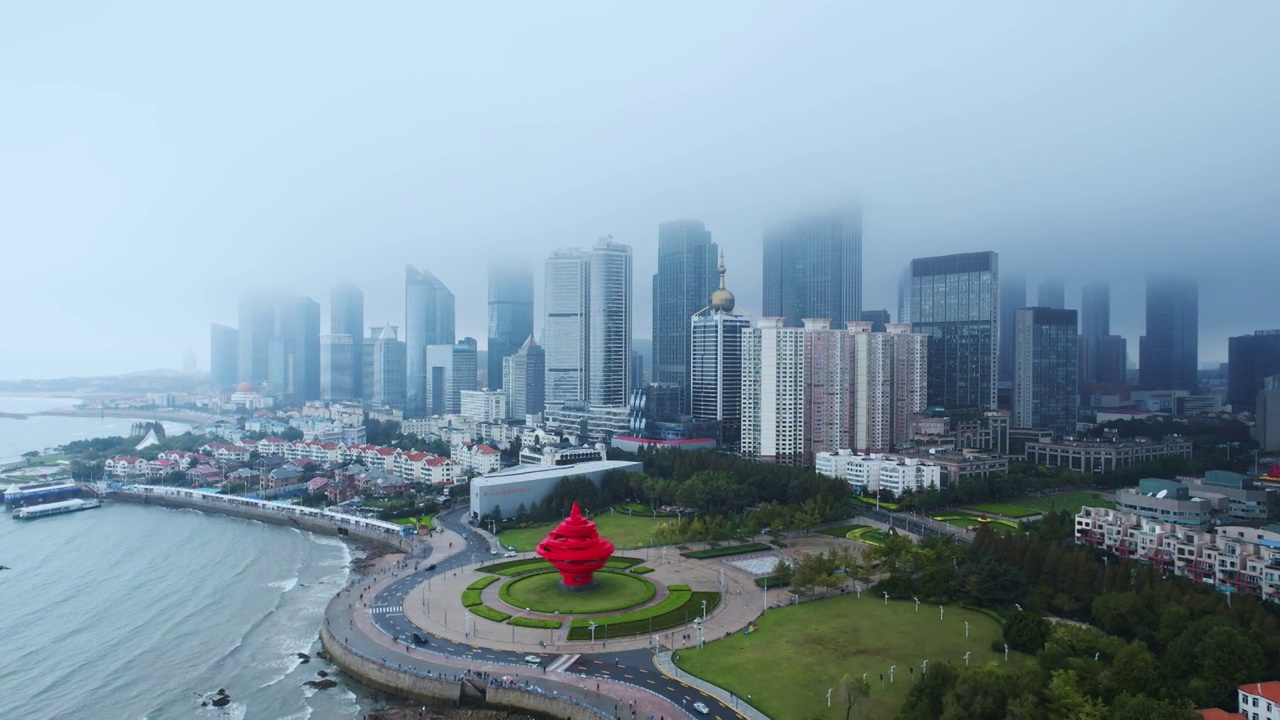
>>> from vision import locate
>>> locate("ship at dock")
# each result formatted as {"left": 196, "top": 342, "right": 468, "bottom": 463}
{"left": 13, "top": 498, "right": 102, "bottom": 519}
{"left": 3, "top": 479, "right": 82, "bottom": 507}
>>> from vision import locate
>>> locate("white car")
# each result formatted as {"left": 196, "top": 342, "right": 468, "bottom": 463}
{"left": 692, "top": 701, "right": 710, "bottom": 714}
{"left": 524, "top": 655, "right": 542, "bottom": 665}
{"left": 504, "top": 551, "right": 517, "bottom": 557}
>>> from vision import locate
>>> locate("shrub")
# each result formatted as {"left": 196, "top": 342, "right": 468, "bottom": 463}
{"left": 508, "top": 617, "right": 562, "bottom": 629}
{"left": 629, "top": 566, "right": 655, "bottom": 574}
{"left": 755, "top": 575, "right": 790, "bottom": 589}
{"left": 467, "top": 576, "right": 500, "bottom": 590}
{"left": 461, "top": 590, "right": 484, "bottom": 607}
{"left": 567, "top": 591, "right": 721, "bottom": 640}
{"left": 469, "top": 605, "right": 512, "bottom": 623}
{"left": 681, "top": 543, "right": 771, "bottom": 560}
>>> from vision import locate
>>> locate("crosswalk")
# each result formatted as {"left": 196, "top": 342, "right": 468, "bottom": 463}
{"left": 370, "top": 604, "right": 403, "bottom": 615}
{"left": 545, "top": 653, "right": 579, "bottom": 673}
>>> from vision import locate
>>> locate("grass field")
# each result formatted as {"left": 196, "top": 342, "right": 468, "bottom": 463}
{"left": 961, "top": 503, "right": 1039, "bottom": 518}
{"left": 1012, "top": 492, "right": 1115, "bottom": 514}
{"left": 677, "top": 598, "right": 1020, "bottom": 720}
{"left": 847, "top": 527, "right": 891, "bottom": 545}
{"left": 499, "top": 571, "right": 655, "bottom": 614}
{"left": 934, "top": 515, "right": 1021, "bottom": 536}
{"left": 499, "top": 512, "right": 665, "bottom": 551}
{"left": 817, "top": 524, "right": 870, "bottom": 538}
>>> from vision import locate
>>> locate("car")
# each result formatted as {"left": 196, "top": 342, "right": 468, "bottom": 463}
{"left": 524, "top": 655, "right": 541, "bottom": 665}
{"left": 411, "top": 633, "right": 429, "bottom": 645}
{"left": 489, "top": 549, "right": 498, "bottom": 555}
{"left": 425, "top": 563, "right": 436, "bottom": 571}
{"left": 692, "top": 702, "right": 709, "bottom": 714}
{"left": 504, "top": 551, "right": 517, "bottom": 557}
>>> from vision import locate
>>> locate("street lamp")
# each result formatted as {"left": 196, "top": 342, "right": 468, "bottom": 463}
{"left": 701, "top": 598, "right": 708, "bottom": 622}
{"left": 588, "top": 621, "right": 597, "bottom": 645}
{"left": 939, "top": 605, "right": 944, "bottom": 620}
{"left": 883, "top": 591, "right": 889, "bottom": 606}
{"left": 913, "top": 596, "right": 920, "bottom": 612}
{"left": 921, "top": 660, "right": 928, "bottom": 675}
{"left": 964, "top": 621, "right": 970, "bottom": 638}
{"left": 826, "top": 688, "right": 833, "bottom": 707}
{"left": 889, "top": 665, "right": 895, "bottom": 683}
{"left": 1003, "top": 643, "right": 1009, "bottom": 662}
{"left": 964, "top": 651, "right": 971, "bottom": 666}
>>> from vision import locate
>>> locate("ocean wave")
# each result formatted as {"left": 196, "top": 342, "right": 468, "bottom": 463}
{"left": 270, "top": 576, "right": 300, "bottom": 593}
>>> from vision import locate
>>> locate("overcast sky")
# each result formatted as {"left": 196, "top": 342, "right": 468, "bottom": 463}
{"left": 2, "top": 1, "right": 1277, "bottom": 379}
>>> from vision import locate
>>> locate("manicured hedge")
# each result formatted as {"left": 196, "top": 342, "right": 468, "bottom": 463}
{"left": 629, "top": 566, "right": 655, "bottom": 574}
{"left": 469, "top": 605, "right": 512, "bottom": 623}
{"left": 817, "top": 524, "right": 870, "bottom": 538}
{"left": 681, "top": 543, "right": 771, "bottom": 560}
{"left": 508, "top": 617, "right": 562, "bottom": 629}
{"left": 566, "top": 590, "right": 721, "bottom": 640}
{"left": 467, "top": 576, "right": 500, "bottom": 590}
{"left": 754, "top": 575, "right": 790, "bottom": 589}
{"left": 462, "top": 589, "right": 484, "bottom": 607}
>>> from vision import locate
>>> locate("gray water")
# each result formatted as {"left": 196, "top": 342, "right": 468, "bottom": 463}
{"left": 0, "top": 397, "right": 369, "bottom": 719}
{"left": 0, "top": 396, "right": 193, "bottom": 465}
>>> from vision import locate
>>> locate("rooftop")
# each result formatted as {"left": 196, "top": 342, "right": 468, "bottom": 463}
{"left": 474, "top": 460, "right": 643, "bottom": 488}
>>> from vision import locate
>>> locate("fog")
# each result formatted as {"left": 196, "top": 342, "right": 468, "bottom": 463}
{"left": 2, "top": 1, "right": 1277, "bottom": 379}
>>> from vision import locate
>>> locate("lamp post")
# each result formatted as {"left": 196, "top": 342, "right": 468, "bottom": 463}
{"left": 964, "top": 621, "right": 970, "bottom": 638}
{"left": 701, "top": 598, "right": 708, "bottom": 622}
{"left": 921, "top": 660, "right": 928, "bottom": 675}
{"left": 913, "top": 596, "right": 920, "bottom": 612}
{"left": 939, "top": 605, "right": 944, "bottom": 620}
{"left": 1003, "top": 643, "right": 1009, "bottom": 662}
{"left": 883, "top": 591, "right": 889, "bottom": 606}
{"left": 589, "top": 621, "right": 597, "bottom": 646}
{"left": 826, "top": 688, "right": 833, "bottom": 707}
{"left": 889, "top": 665, "right": 895, "bottom": 684}
{"left": 964, "top": 651, "right": 971, "bottom": 666}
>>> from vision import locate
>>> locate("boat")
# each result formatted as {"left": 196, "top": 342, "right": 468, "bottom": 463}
{"left": 13, "top": 498, "right": 102, "bottom": 520}
{"left": 4, "top": 479, "right": 80, "bottom": 507}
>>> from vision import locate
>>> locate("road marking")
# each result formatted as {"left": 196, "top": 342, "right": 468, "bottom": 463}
{"left": 370, "top": 605, "right": 402, "bottom": 615}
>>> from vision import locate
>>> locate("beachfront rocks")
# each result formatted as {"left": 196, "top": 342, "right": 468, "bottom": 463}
{"left": 304, "top": 678, "right": 338, "bottom": 690}
{"left": 296, "top": 652, "right": 311, "bottom": 664}
{"left": 317, "top": 670, "right": 329, "bottom": 678}
{"left": 202, "top": 689, "right": 231, "bottom": 707}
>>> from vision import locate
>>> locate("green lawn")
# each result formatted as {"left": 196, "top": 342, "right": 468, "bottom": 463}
{"left": 498, "top": 512, "right": 665, "bottom": 551}
{"left": 677, "top": 598, "right": 1021, "bottom": 720}
{"left": 847, "top": 527, "right": 891, "bottom": 545}
{"left": 498, "top": 571, "right": 655, "bottom": 614}
{"left": 1012, "top": 492, "right": 1115, "bottom": 514}
{"left": 817, "top": 524, "right": 870, "bottom": 538}
{"left": 961, "top": 503, "right": 1039, "bottom": 518}
{"left": 934, "top": 515, "right": 1021, "bottom": 536}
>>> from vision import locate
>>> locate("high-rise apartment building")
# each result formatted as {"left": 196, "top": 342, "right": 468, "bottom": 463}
{"left": 691, "top": 257, "right": 751, "bottom": 448}
{"left": 998, "top": 273, "right": 1025, "bottom": 386}
{"left": 210, "top": 323, "right": 239, "bottom": 388}
{"left": 426, "top": 337, "right": 478, "bottom": 416}
{"left": 320, "top": 334, "right": 356, "bottom": 401}
{"left": 366, "top": 324, "right": 406, "bottom": 412}
{"left": 652, "top": 220, "right": 718, "bottom": 405}
{"left": 486, "top": 261, "right": 534, "bottom": 391}
{"left": 897, "top": 264, "right": 913, "bottom": 325}
{"left": 1095, "top": 335, "right": 1128, "bottom": 386}
{"left": 741, "top": 318, "right": 806, "bottom": 465}
{"left": 1139, "top": 275, "right": 1198, "bottom": 392}
{"left": 910, "top": 252, "right": 1000, "bottom": 410}
{"left": 1079, "top": 280, "right": 1110, "bottom": 386}
{"left": 762, "top": 206, "right": 862, "bottom": 328}
{"left": 1036, "top": 277, "right": 1065, "bottom": 309}
{"left": 1229, "top": 330, "right": 1280, "bottom": 413}
{"left": 544, "top": 249, "right": 591, "bottom": 404}
{"left": 859, "top": 310, "right": 891, "bottom": 333}
{"left": 405, "top": 264, "right": 455, "bottom": 417}
{"left": 1257, "top": 376, "right": 1280, "bottom": 452}
{"left": 588, "top": 237, "right": 632, "bottom": 407}
{"left": 330, "top": 284, "right": 364, "bottom": 399}
{"left": 853, "top": 323, "right": 928, "bottom": 454}
{"left": 268, "top": 296, "right": 320, "bottom": 402}
{"left": 1014, "top": 307, "right": 1079, "bottom": 436}
{"left": 502, "top": 336, "right": 546, "bottom": 420}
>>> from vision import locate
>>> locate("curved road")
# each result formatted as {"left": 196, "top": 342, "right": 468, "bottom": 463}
{"left": 332, "top": 508, "right": 741, "bottom": 719}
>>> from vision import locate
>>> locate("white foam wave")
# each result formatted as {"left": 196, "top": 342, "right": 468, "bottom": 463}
{"left": 269, "top": 577, "right": 299, "bottom": 593}
{"left": 277, "top": 707, "right": 314, "bottom": 720}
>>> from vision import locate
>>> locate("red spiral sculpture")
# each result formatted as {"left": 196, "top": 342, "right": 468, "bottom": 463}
{"left": 535, "top": 502, "right": 615, "bottom": 587}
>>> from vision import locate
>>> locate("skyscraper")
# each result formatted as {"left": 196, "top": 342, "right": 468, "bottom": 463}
{"left": 486, "top": 261, "right": 534, "bottom": 391}
{"left": 544, "top": 248, "right": 591, "bottom": 404}
{"left": 1079, "top": 280, "right": 1110, "bottom": 385}
{"left": 1036, "top": 277, "right": 1065, "bottom": 309}
{"left": 330, "top": 284, "right": 364, "bottom": 399}
{"left": 1095, "top": 335, "right": 1128, "bottom": 386}
{"left": 425, "top": 337, "right": 478, "bottom": 416}
{"left": 762, "top": 206, "right": 862, "bottom": 328}
{"left": 1139, "top": 275, "right": 1198, "bottom": 392}
{"left": 741, "top": 318, "right": 806, "bottom": 465}
{"left": 859, "top": 310, "right": 891, "bottom": 333}
{"left": 320, "top": 334, "right": 355, "bottom": 401}
{"left": 210, "top": 323, "right": 239, "bottom": 388}
{"left": 1014, "top": 307, "right": 1079, "bottom": 436}
{"left": 998, "top": 273, "right": 1025, "bottom": 386}
{"left": 503, "top": 336, "right": 546, "bottom": 419}
{"left": 652, "top": 220, "right": 718, "bottom": 406}
{"left": 268, "top": 296, "right": 321, "bottom": 402}
{"left": 897, "top": 264, "right": 913, "bottom": 326}
{"left": 405, "top": 264, "right": 455, "bottom": 418}
{"left": 588, "top": 236, "right": 632, "bottom": 406}
{"left": 1228, "top": 330, "right": 1280, "bottom": 413}
{"left": 237, "top": 292, "right": 276, "bottom": 385}
{"left": 691, "top": 255, "right": 751, "bottom": 448}
{"left": 910, "top": 251, "right": 1000, "bottom": 410}
{"left": 851, "top": 323, "right": 928, "bottom": 453}
{"left": 367, "top": 324, "right": 406, "bottom": 412}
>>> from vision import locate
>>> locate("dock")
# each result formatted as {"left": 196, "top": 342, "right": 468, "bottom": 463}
{"left": 13, "top": 498, "right": 102, "bottom": 519}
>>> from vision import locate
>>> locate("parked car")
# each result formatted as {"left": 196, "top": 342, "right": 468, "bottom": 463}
{"left": 692, "top": 702, "right": 710, "bottom": 714}
{"left": 504, "top": 551, "right": 517, "bottom": 557}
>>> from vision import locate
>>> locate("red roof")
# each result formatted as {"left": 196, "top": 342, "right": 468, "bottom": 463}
{"left": 264, "top": 436, "right": 287, "bottom": 443}
{"left": 319, "top": 442, "right": 339, "bottom": 450}
{"left": 402, "top": 451, "right": 430, "bottom": 461}
{"left": 1198, "top": 710, "right": 1245, "bottom": 720}
{"left": 475, "top": 445, "right": 499, "bottom": 454}
{"left": 426, "top": 457, "right": 453, "bottom": 467}
{"left": 1242, "top": 681, "right": 1280, "bottom": 704}
{"left": 374, "top": 447, "right": 398, "bottom": 456}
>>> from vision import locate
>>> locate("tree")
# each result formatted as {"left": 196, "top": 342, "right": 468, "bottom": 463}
{"left": 1004, "top": 610, "right": 1051, "bottom": 653}
{"left": 839, "top": 673, "right": 871, "bottom": 720}
{"left": 21, "top": 450, "right": 40, "bottom": 465}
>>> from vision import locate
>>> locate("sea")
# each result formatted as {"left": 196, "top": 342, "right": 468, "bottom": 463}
{"left": 0, "top": 397, "right": 370, "bottom": 719}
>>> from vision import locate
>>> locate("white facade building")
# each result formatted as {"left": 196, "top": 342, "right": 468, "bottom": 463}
{"left": 544, "top": 249, "right": 591, "bottom": 405}
{"left": 741, "top": 318, "right": 807, "bottom": 464}
{"left": 690, "top": 257, "right": 751, "bottom": 448}
{"left": 815, "top": 450, "right": 941, "bottom": 497}
{"left": 588, "top": 236, "right": 633, "bottom": 407}
{"left": 460, "top": 390, "right": 508, "bottom": 423}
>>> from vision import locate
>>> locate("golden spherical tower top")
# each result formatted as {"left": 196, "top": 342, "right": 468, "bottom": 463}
{"left": 709, "top": 251, "right": 736, "bottom": 313}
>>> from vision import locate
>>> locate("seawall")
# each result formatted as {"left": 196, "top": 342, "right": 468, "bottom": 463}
{"left": 104, "top": 487, "right": 407, "bottom": 552}
{"left": 319, "top": 624, "right": 606, "bottom": 719}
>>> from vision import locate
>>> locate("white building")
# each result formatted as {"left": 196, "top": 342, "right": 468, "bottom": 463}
{"left": 690, "top": 256, "right": 751, "bottom": 449}
{"left": 1239, "top": 682, "right": 1280, "bottom": 720}
{"left": 452, "top": 442, "right": 503, "bottom": 475}
{"left": 460, "top": 390, "right": 508, "bottom": 423}
{"left": 544, "top": 248, "right": 591, "bottom": 405}
{"left": 588, "top": 236, "right": 632, "bottom": 407}
{"left": 741, "top": 318, "right": 806, "bottom": 464}
{"left": 469, "top": 459, "right": 643, "bottom": 520}
{"left": 851, "top": 322, "right": 928, "bottom": 453}
{"left": 815, "top": 450, "right": 941, "bottom": 497}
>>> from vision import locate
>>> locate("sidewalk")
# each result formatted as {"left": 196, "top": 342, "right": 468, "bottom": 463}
{"left": 655, "top": 651, "right": 767, "bottom": 720}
